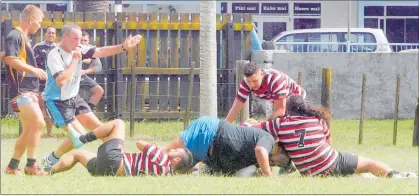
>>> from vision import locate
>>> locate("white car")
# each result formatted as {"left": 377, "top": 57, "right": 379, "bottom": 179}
{"left": 267, "top": 28, "right": 392, "bottom": 53}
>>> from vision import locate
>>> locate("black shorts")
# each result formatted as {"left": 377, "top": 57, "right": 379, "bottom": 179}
{"left": 80, "top": 75, "right": 99, "bottom": 92}
{"left": 39, "top": 80, "right": 46, "bottom": 92}
{"left": 328, "top": 152, "right": 358, "bottom": 176}
{"left": 86, "top": 138, "right": 124, "bottom": 176}
{"left": 205, "top": 121, "right": 268, "bottom": 175}
{"left": 44, "top": 95, "right": 92, "bottom": 127}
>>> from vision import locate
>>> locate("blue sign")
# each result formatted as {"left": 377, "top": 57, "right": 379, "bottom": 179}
{"left": 294, "top": 3, "right": 321, "bottom": 15}
{"left": 232, "top": 3, "right": 260, "bottom": 14}
{"left": 261, "top": 3, "right": 288, "bottom": 14}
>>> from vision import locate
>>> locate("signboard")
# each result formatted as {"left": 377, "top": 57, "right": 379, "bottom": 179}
{"left": 221, "top": 2, "right": 227, "bottom": 13}
{"left": 294, "top": 3, "right": 321, "bottom": 15}
{"left": 261, "top": 3, "right": 288, "bottom": 14}
{"left": 232, "top": 2, "right": 259, "bottom": 14}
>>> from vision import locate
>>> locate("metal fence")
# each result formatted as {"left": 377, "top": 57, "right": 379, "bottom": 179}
{"left": 274, "top": 42, "right": 419, "bottom": 53}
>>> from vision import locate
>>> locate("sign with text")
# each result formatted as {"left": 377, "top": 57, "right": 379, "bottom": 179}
{"left": 294, "top": 3, "right": 321, "bottom": 15}
{"left": 232, "top": 3, "right": 260, "bottom": 14}
{"left": 261, "top": 3, "right": 288, "bottom": 14}
{"left": 221, "top": 2, "right": 227, "bottom": 13}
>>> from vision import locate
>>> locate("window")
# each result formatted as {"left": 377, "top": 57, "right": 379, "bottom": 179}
{"left": 364, "top": 6, "right": 384, "bottom": 16}
{"left": 387, "top": 6, "right": 419, "bottom": 16}
{"left": 276, "top": 33, "right": 307, "bottom": 52}
{"left": 344, "top": 32, "right": 377, "bottom": 52}
{"left": 8, "top": 3, "right": 40, "bottom": 11}
{"left": 47, "top": 4, "right": 67, "bottom": 12}
{"left": 262, "top": 22, "right": 286, "bottom": 41}
{"left": 406, "top": 19, "right": 419, "bottom": 43}
{"left": 364, "top": 18, "right": 378, "bottom": 29}
{"left": 294, "top": 18, "right": 320, "bottom": 30}
{"left": 308, "top": 33, "right": 340, "bottom": 52}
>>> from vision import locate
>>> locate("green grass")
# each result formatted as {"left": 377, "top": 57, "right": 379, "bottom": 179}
{"left": 1, "top": 118, "right": 418, "bottom": 194}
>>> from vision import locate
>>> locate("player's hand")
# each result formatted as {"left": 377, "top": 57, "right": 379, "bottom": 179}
{"left": 82, "top": 58, "right": 92, "bottom": 65}
{"left": 72, "top": 47, "right": 82, "bottom": 62}
{"left": 32, "top": 67, "right": 47, "bottom": 80}
{"left": 122, "top": 34, "right": 142, "bottom": 50}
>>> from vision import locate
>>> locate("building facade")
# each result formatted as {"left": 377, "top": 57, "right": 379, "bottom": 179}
{"left": 1, "top": 1, "right": 417, "bottom": 43}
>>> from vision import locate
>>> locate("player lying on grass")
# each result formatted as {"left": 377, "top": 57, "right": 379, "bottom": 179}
{"left": 245, "top": 94, "right": 418, "bottom": 178}
{"left": 162, "top": 116, "right": 290, "bottom": 177}
{"left": 48, "top": 119, "right": 194, "bottom": 176}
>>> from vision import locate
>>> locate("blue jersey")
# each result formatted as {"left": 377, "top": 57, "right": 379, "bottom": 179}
{"left": 180, "top": 116, "right": 220, "bottom": 162}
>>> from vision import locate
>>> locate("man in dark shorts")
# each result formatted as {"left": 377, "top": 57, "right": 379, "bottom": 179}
{"left": 79, "top": 31, "right": 104, "bottom": 112}
{"left": 49, "top": 119, "right": 194, "bottom": 176}
{"left": 3, "top": 4, "right": 47, "bottom": 176}
{"left": 41, "top": 23, "right": 142, "bottom": 172}
{"left": 163, "top": 116, "right": 290, "bottom": 177}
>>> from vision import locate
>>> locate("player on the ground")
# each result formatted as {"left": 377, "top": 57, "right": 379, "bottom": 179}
{"left": 49, "top": 119, "right": 193, "bottom": 176}
{"left": 249, "top": 95, "right": 418, "bottom": 179}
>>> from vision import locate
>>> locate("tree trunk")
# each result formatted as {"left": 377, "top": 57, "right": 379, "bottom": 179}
{"left": 73, "top": 0, "right": 109, "bottom": 12}
{"left": 199, "top": 1, "right": 217, "bottom": 117}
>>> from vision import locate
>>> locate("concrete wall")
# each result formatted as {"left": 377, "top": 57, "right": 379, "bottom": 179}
{"left": 251, "top": 51, "right": 419, "bottom": 119}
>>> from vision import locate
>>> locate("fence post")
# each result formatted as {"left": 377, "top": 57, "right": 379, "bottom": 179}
{"left": 184, "top": 62, "right": 196, "bottom": 129}
{"left": 321, "top": 68, "right": 332, "bottom": 128}
{"left": 414, "top": 99, "right": 419, "bottom": 146}
{"left": 414, "top": 64, "right": 419, "bottom": 146}
{"left": 359, "top": 73, "right": 366, "bottom": 145}
{"left": 114, "top": 21, "right": 123, "bottom": 119}
{"left": 297, "top": 72, "right": 302, "bottom": 86}
{"left": 236, "top": 60, "right": 249, "bottom": 123}
{"left": 0, "top": 19, "right": 2, "bottom": 134}
{"left": 129, "top": 55, "right": 136, "bottom": 137}
{"left": 393, "top": 73, "right": 401, "bottom": 146}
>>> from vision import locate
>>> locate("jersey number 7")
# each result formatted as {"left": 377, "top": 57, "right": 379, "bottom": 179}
{"left": 295, "top": 129, "right": 306, "bottom": 147}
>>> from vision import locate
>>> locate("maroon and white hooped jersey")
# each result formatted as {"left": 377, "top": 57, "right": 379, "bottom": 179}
{"left": 122, "top": 144, "right": 173, "bottom": 176}
{"left": 260, "top": 116, "right": 337, "bottom": 176}
{"left": 236, "top": 69, "right": 306, "bottom": 102}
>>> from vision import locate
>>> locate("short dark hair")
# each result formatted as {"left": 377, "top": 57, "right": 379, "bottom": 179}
{"left": 173, "top": 148, "right": 194, "bottom": 174}
{"left": 81, "top": 31, "right": 89, "bottom": 37}
{"left": 243, "top": 62, "right": 260, "bottom": 77}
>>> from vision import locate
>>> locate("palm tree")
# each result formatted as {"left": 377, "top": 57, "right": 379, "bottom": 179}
{"left": 73, "top": 0, "right": 109, "bottom": 12}
{"left": 199, "top": 1, "right": 217, "bottom": 116}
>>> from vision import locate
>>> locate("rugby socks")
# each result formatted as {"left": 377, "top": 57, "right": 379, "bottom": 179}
{"left": 26, "top": 158, "right": 36, "bottom": 167}
{"left": 48, "top": 152, "right": 60, "bottom": 163}
{"left": 79, "top": 132, "right": 97, "bottom": 144}
{"left": 8, "top": 158, "right": 20, "bottom": 170}
{"left": 386, "top": 170, "right": 400, "bottom": 178}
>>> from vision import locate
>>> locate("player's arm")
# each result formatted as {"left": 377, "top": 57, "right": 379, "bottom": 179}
{"left": 0, "top": 51, "right": 5, "bottom": 61}
{"left": 54, "top": 48, "right": 80, "bottom": 86}
{"left": 266, "top": 98, "right": 286, "bottom": 120}
{"left": 4, "top": 36, "right": 46, "bottom": 79}
{"left": 226, "top": 80, "right": 251, "bottom": 123}
{"left": 92, "top": 34, "right": 142, "bottom": 58}
{"left": 225, "top": 98, "right": 245, "bottom": 123}
{"left": 135, "top": 140, "right": 150, "bottom": 152}
{"left": 255, "top": 145, "right": 272, "bottom": 176}
{"left": 162, "top": 136, "right": 185, "bottom": 153}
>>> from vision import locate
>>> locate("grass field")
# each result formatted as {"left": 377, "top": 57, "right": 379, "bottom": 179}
{"left": 1, "top": 117, "right": 418, "bottom": 194}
